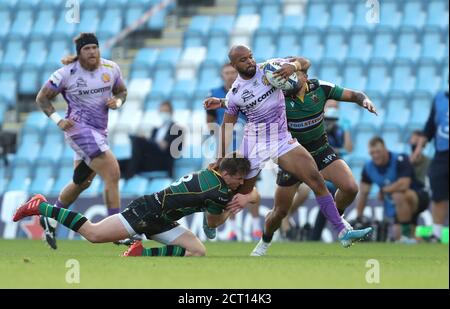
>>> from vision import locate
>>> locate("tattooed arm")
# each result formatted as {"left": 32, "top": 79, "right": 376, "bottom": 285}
{"left": 341, "top": 89, "right": 378, "bottom": 115}
{"left": 36, "top": 86, "right": 74, "bottom": 131}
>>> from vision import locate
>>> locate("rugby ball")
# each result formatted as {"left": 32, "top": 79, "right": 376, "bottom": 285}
{"left": 263, "top": 60, "right": 299, "bottom": 91}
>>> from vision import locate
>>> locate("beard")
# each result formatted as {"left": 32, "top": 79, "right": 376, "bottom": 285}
{"left": 238, "top": 65, "right": 256, "bottom": 79}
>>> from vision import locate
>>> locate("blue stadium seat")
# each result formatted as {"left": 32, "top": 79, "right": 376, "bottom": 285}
{"left": 39, "top": 0, "right": 65, "bottom": 10}
{"left": 237, "top": 0, "right": 259, "bottom": 15}
{"left": 148, "top": 8, "right": 167, "bottom": 31}
{"left": 323, "top": 28, "right": 347, "bottom": 61}
{"left": 352, "top": 1, "right": 376, "bottom": 29}
{"left": 352, "top": 129, "right": 377, "bottom": 160}
{"left": 184, "top": 15, "right": 211, "bottom": 47}
{"left": 40, "top": 64, "right": 60, "bottom": 87}
{"left": 415, "top": 59, "right": 440, "bottom": 94}
{"left": 366, "top": 59, "right": 391, "bottom": 95}
{"left": 390, "top": 60, "right": 415, "bottom": 93}
{"left": 381, "top": 128, "right": 402, "bottom": 151}
{"left": 15, "top": 132, "right": 41, "bottom": 166}
{"left": 339, "top": 103, "right": 361, "bottom": 129}
{"left": 259, "top": 6, "right": 281, "bottom": 32}
{"left": 154, "top": 47, "right": 181, "bottom": 70}
{"left": 130, "top": 48, "right": 159, "bottom": 79}
{"left": 53, "top": 11, "right": 76, "bottom": 38}
{"left": 279, "top": 15, "right": 303, "bottom": 33}
{"left": 9, "top": 9, "right": 33, "bottom": 39}
{"left": 252, "top": 29, "right": 275, "bottom": 63}
{"left": 105, "top": 0, "right": 128, "bottom": 9}
{"left": 304, "top": 1, "right": 329, "bottom": 30}
{"left": 329, "top": 1, "right": 352, "bottom": 30}
{"left": 2, "top": 38, "right": 25, "bottom": 69}
{"left": 396, "top": 27, "right": 421, "bottom": 61}
{"left": 410, "top": 91, "right": 433, "bottom": 128}
{"left": 49, "top": 163, "right": 72, "bottom": 196}
{"left": 147, "top": 178, "right": 172, "bottom": 193}
{"left": 23, "top": 111, "right": 48, "bottom": 134}
{"left": 31, "top": 9, "right": 55, "bottom": 38}
{"left": 125, "top": 6, "right": 145, "bottom": 28}
{"left": 29, "top": 162, "right": 55, "bottom": 195}
{"left": 318, "top": 59, "right": 341, "bottom": 85}
{"left": 78, "top": 0, "right": 106, "bottom": 10}
{"left": 121, "top": 176, "right": 149, "bottom": 197}
{"left": 197, "top": 62, "right": 221, "bottom": 93}
{"left": 371, "top": 27, "right": 396, "bottom": 61}
{"left": 77, "top": 8, "right": 100, "bottom": 33}
{"left": 299, "top": 28, "right": 324, "bottom": 63}
{"left": 19, "top": 68, "right": 40, "bottom": 95}
{"left": 112, "top": 143, "right": 131, "bottom": 161}
{"left": 358, "top": 106, "right": 385, "bottom": 130}
{"left": 36, "top": 139, "right": 63, "bottom": 166}
{"left": 171, "top": 80, "right": 196, "bottom": 109}
{"left": 98, "top": 8, "right": 122, "bottom": 38}
{"left": 384, "top": 92, "right": 410, "bottom": 128}
{"left": 276, "top": 29, "right": 300, "bottom": 58}
{"left": 6, "top": 164, "right": 31, "bottom": 192}
{"left": 402, "top": 0, "right": 425, "bottom": 28}
{"left": 150, "top": 67, "right": 174, "bottom": 97}
{"left": 24, "top": 37, "right": 47, "bottom": 68}
{"left": 46, "top": 38, "right": 69, "bottom": 67}
{"left": 0, "top": 8, "right": 12, "bottom": 41}
{"left": 425, "top": 0, "right": 449, "bottom": 28}
{"left": 421, "top": 26, "right": 446, "bottom": 61}
{"left": 342, "top": 59, "right": 366, "bottom": 91}
{"left": 379, "top": 0, "right": 401, "bottom": 28}
{"left": 0, "top": 103, "right": 6, "bottom": 126}
{"left": 0, "top": 80, "right": 17, "bottom": 107}
{"left": 347, "top": 27, "right": 372, "bottom": 62}
{"left": 210, "top": 15, "right": 235, "bottom": 37}
{"left": 205, "top": 38, "right": 228, "bottom": 65}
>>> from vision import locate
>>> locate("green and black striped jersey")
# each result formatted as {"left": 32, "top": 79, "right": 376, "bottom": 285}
{"left": 151, "top": 169, "right": 232, "bottom": 221}
{"left": 285, "top": 79, "right": 344, "bottom": 155}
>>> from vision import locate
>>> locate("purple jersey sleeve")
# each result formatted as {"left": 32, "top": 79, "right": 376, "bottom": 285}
{"left": 225, "top": 90, "right": 239, "bottom": 116}
{"left": 45, "top": 67, "right": 67, "bottom": 93}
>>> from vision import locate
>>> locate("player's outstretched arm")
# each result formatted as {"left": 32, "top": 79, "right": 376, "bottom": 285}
{"left": 274, "top": 57, "right": 311, "bottom": 80}
{"left": 341, "top": 89, "right": 378, "bottom": 115}
{"left": 204, "top": 97, "right": 227, "bottom": 110}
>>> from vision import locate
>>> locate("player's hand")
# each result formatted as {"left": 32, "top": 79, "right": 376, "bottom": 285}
{"left": 273, "top": 63, "right": 296, "bottom": 80}
{"left": 57, "top": 119, "right": 74, "bottom": 131}
{"left": 362, "top": 98, "right": 378, "bottom": 115}
{"left": 204, "top": 97, "right": 222, "bottom": 110}
{"left": 226, "top": 193, "right": 250, "bottom": 215}
{"left": 106, "top": 97, "right": 122, "bottom": 110}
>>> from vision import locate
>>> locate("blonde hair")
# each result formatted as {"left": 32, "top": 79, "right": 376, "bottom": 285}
{"left": 61, "top": 55, "right": 78, "bottom": 65}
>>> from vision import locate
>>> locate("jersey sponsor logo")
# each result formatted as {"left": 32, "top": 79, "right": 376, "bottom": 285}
{"left": 241, "top": 89, "right": 255, "bottom": 103}
{"left": 217, "top": 196, "right": 229, "bottom": 203}
{"left": 77, "top": 86, "right": 111, "bottom": 95}
{"left": 76, "top": 77, "right": 87, "bottom": 88}
{"left": 101, "top": 73, "right": 111, "bottom": 83}
{"left": 242, "top": 87, "right": 277, "bottom": 111}
{"left": 49, "top": 71, "right": 63, "bottom": 88}
{"left": 322, "top": 153, "right": 337, "bottom": 165}
{"left": 288, "top": 113, "right": 324, "bottom": 130}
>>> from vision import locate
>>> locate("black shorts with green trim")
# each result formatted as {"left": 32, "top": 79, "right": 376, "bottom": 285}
{"left": 276, "top": 145, "right": 340, "bottom": 187}
{"left": 120, "top": 195, "right": 179, "bottom": 238}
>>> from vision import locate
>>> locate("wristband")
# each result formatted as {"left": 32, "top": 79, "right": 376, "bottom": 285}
{"left": 49, "top": 112, "right": 63, "bottom": 125}
{"left": 116, "top": 98, "right": 123, "bottom": 108}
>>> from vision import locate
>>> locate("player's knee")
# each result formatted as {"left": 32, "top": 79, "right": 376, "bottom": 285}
{"left": 77, "top": 178, "right": 93, "bottom": 190}
{"left": 341, "top": 181, "right": 359, "bottom": 197}
{"left": 274, "top": 206, "right": 289, "bottom": 219}
{"left": 190, "top": 244, "right": 206, "bottom": 256}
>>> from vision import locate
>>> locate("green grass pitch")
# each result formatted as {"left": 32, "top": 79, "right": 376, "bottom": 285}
{"left": 0, "top": 239, "right": 447, "bottom": 288}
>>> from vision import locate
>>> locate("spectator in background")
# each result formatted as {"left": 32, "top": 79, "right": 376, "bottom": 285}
{"left": 409, "top": 130, "right": 431, "bottom": 187}
{"left": 411, "top": 88, "right": 449, "bottom": 243}
{"left": 203, "top": 63, "right": 262, "bottom": 241}
{"left": 120, "top": 101, "right": 183, "bottom": 179}
{"left": 356, "top": 137, "right": 430, "bottom": 243}
{"left": 280, "top": 101, "right": 354, "bottom": 240}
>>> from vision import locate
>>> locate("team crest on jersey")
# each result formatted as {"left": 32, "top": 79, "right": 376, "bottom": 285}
{"left": 102, "top": 73, "right": 111, "bottom": 83}
{"left": 241, "top": 89, "right": 255, "bottom": 103}
{"left": 312, "top": 94, "right": 319, "bottom": 103}
{"left": 76, "top": 77, "right": 87, "bottom": 88}
{"left": 262, "top": 75, "right": 270, "bottom": 86}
